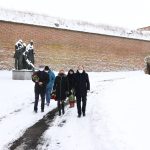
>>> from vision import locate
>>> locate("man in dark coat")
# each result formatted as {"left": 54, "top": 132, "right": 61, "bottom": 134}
{"left": 75, "top": 65, "right": 90, "bottom": 117}
{"left": 53, "top": 69, "right": 69, "bottom": 116}
{"left": 32, "top": 65, "right": 49, "bottom": 113}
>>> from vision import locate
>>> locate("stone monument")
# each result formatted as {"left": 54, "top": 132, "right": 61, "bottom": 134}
{"left": 12, "top": 40, "right": 35, "bottom": 80}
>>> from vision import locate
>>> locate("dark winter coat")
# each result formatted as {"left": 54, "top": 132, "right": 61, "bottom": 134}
{"left": 32, "top": 70, "right": 49, "bottom": 92}
{"left": 67, "top": 69, "right": 75, "bottom": 92}
{"left": 74, "top": 70, "right": 90, "bottom": 97}
{"left": 53, "top": 73, "right": 69, "bottom": 100}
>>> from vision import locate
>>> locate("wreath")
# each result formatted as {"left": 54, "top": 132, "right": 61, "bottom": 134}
{"left": 32, "top": 73, "right": 39, "bottom": 82}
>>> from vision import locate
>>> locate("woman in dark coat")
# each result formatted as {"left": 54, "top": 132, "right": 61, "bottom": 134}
{"left": 53, "top": 69, "right": 69, "bottom": 116}
{"left": 67, "top": 69, "right": 75, "bottom": 94}
{"left": 75, "top": 65, "right": 90, "bottom": 117}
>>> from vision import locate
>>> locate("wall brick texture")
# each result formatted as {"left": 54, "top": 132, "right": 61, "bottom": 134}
{"left": 0, "top": 21, "right": 150, "bottom": 71}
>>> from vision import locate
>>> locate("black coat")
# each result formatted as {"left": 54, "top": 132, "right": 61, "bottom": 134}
{"left": 67, "top": 70, "right": 75, "bottom": 91}
{"left": 75, "top": 71, "right": 90, "bottom": 97}
{"left": 32, "top": 71, "right": 49, "bottom": 92}
{"left": 53, "top": 73, "right": 69, "bottom": 100}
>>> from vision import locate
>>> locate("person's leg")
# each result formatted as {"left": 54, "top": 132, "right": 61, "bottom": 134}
{"left": 49, "top": 87, "right": 53, "bottom": 103}
{"left": 61, "top": 100, "right": 65, "bottom": 114}
{"left": 57, "top": 100, "right": 61, "bottom": 116}
{"left": 76, "top": 96, "right": 82, "bottom": 117}
{"left": 34, "top": 91, "right": 39, "bottom": 112}
{"left": 45, "top": 88, "right": 50, "bottom": 105}
{"left": 40, "top": 89, "right": 46, "bottom": 112}
{"left": 82, "top": 96, "right": 87, "bottom": 116}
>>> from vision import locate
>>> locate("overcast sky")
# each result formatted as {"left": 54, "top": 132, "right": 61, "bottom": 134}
{"left": 0, "top": 0, "right": 150, "bottom": 29}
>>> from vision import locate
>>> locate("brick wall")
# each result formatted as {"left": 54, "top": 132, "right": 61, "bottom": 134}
{"left": 0, "top": 20, "right": 150, "bottom": 71}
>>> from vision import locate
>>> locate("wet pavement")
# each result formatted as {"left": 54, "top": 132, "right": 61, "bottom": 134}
{"left": 9, "top": 107, "right": 58, "bottom": 150}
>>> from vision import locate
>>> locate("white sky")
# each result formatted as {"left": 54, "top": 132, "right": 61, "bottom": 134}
{"left": 0, "top": 0, "right": 150, "bottom": 29}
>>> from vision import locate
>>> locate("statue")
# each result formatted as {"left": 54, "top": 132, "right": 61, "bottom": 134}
{"left": 25, "top": 40, "right": 35, "bottom": 70}
{"left": 14, "top": 39, "right": 23, "bottom": 70}
{"left": 14, "top": 39, "right": 35, "bottom": 70}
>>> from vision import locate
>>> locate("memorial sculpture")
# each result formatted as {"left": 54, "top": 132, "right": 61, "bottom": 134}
{"left": 14, "top": 40, "right": 35, "bottom": 70}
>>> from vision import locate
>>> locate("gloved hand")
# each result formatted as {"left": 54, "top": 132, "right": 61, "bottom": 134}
{"left": 65, "top": 91, "right": 69, "bottom": 97}
{"left": 39, "top": 82, "right": 43, "bottom": 85}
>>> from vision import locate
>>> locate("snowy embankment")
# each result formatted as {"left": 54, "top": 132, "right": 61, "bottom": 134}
{"left": 1, "top": 70, "right": 150, "bottom": 150}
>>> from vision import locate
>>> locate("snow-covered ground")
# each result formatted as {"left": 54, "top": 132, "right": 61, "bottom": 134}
{"left": 1, "top": 70, "right": 150, "bottom": 150}
{"left": 0, "top": 71, "right": 57, "bottom": 149}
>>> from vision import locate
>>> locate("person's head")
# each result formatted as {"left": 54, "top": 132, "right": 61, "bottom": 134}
{"left": 44, "top": 66, "right": 50, "bottom": 73}
{"left": 68, "top": 69, "right": 74, "bottom": 75}
{"left": 59, "top": 69, "right": 65, "bottom": 74}
{"left": 78, "top": 65, "right": 84, "bottom": 73}
{"left": 38, "top": 65, "right": 45, "bottom": 71}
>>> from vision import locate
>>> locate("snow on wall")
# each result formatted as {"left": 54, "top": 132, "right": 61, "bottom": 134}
{"left": 0, "top": 7, "right": 150, "bottom": 41}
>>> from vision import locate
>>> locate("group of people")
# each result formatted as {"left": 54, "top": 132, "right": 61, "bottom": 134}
{"left": 32, "top": 65, "right": 90, "bottom": 117}
{"left": 14, "top": 39, "right": 35, "bottom": 70}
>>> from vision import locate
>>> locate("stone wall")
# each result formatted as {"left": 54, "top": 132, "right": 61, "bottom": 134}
{"left": 0, "top": 21, "right": 150, "bottom": 71}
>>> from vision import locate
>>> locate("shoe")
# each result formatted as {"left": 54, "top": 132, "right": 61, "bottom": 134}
{"left": 46, "top": 103, "right": 49, "bottom": 106}
{"left": 41, "top": 110, "right": 44, "bottom": 112}
{"left": 83, "top": 113, "right": 86, "bottom": 117}
{"left": 78, "top": 114, "right": 81, "bottom": 118}
{"left": 34, "top": 110, "right": 37, "bottom": 113}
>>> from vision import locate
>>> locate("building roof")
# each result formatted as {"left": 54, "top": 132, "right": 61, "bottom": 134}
{"left": 0, "top": 8, "right": 150, "bottom": 41}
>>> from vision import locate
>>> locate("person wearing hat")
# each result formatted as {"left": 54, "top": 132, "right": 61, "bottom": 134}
{"left": 44, "top": 66, "right": 55, "bottom": 106}
{"left": 32, "top": 65, "right": 49, "bottom": 113}
{"left": 67, "top": 69, "right": 75, "bottom": 93}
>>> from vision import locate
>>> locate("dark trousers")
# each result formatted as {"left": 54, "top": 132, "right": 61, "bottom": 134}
{"left": 57, "top": 100, "right": 65, "bottom": 116}
{"left": 76, "top": 95, "right": 87, "bottom": 115}
{"left": 34, "top": 88, "right": 46, "bottom": 111}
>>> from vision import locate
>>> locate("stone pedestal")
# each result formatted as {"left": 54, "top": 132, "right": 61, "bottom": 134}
{"left": 12, "top": 69, "right": 33, "bottom": 80}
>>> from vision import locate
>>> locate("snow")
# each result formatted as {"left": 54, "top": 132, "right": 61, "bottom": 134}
{"left": 0, "top": 7, "right": 150, "bottom": 41}
{"left": 0, "top": 71, "right": 57, "bottom": 149}
{"left": 1, "top": 70, "right": 150, "bottom": 150}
